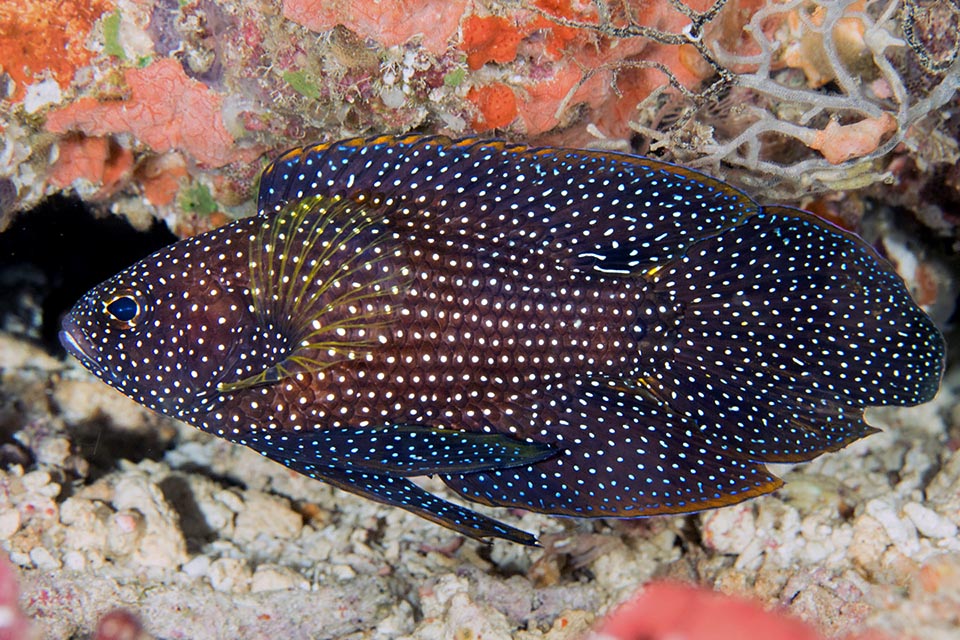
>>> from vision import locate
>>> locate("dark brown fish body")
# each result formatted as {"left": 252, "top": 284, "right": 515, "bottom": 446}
{"left": 61, "top": 135, "right": 945, "bottom": 544}
{"left": 222, "top": 219, "right": 650, "bottom": 438}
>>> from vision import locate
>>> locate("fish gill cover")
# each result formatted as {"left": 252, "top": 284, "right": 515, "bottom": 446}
{"left": 59, "top": 135, "right": 945, "bottom": 544}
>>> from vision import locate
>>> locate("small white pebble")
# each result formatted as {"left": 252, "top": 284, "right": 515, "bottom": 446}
{"left": 182, "top": 555, "right": 211, "bottom": 578}
{"left": 208, "top": 557, "right": 251, "bottom": 593}
{"left": 214, "top": 489, "right": 245, "bottom": 513}
{"left": 21, "top": 470, "right": 52, "bottom": 493}
{"left": 903, "top": 502, "right": 958, "bottom": 540}
{"left": 62, "top": 551, "right": 86, "bottom": 571}
{"left": 250, "top": 565, "right": 309, "bottom": 593}
{"left": 866, "top": 498, "right": 920, "bottom": 556}
{"left": 29, "top": 546, "right": 61, "bottom": 571}
{"left": 0, "top": 509, "right": 20, "bottom": 540}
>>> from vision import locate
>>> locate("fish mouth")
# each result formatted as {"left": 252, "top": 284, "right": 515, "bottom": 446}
{"left": 59, "top": 316, "right": 98, "bottom": 368}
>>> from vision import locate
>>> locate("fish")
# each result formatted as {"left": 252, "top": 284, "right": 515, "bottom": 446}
{"left": 59, "top": 135, "right": 945, "bottom": 545}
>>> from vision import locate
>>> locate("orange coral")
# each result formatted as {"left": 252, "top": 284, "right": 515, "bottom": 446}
{"left": 48, "top": 135, "right": 133, "bottom": 200}
{"left": 459, "top": 2, "right": 592, "bottom": 69}
{"left": 458, "top": 0, "right": 721, "bottom": 137}
{"left": 467, "top": 83, "right": 518, "bottom": 131}
{"left": 282, "top": 0, "right": 468, "bottom": 55}
{"left": 516, "top": 65, "right": 583, "bottom": 134}
{"left": 529, "top": 0, "right": 596, "bottom": 59}
{"left": 138, "top": 153, "right": 189, "bottom": 207}
{"left": 809, "top": 114, "right": 896, "bottom": 164}
{"left": 45, "top": 59, "right": 243, "bottom": 168}
{"left": 0, "top": 0, "right": 113, "bottom": 102}
{"left": 462, "top": 16, "right": 522, "bottom": 70}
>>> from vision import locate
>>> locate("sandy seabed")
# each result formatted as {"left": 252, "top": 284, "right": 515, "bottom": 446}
{"left": 1, "top": 331, "right": 959, "bottom": 640}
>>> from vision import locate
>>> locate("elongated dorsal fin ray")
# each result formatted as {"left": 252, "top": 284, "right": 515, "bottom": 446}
{"left": 218, "top": 194, "right": 410, "bottom": 393}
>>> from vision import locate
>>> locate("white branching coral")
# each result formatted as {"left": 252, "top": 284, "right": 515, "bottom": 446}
{"left": 537, "top": 0, "right": 960, "bottom": 198}
{"left": 690, "top": 0, "right": 960, "bottom": 195}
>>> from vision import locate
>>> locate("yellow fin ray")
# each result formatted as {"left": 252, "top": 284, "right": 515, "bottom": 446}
{"left": 219, "top": 195, "right": 408, "bottom": 393}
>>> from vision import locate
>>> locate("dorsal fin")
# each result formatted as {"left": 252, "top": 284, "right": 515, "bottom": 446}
{"left": 257, "top": 135, "right": 760, "bottom": 270}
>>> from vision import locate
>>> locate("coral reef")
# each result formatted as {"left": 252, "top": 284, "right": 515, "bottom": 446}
{"left": 45, "top": 59, "right": 255, "bottom": 168}
{"left": 631, "top": 0, "right": 960, "bottom": 198}
{"left": 0, "top": 0, "right": 954, "bottom": 235}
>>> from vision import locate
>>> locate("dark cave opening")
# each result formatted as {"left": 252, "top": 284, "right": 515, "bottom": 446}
{"left": 0, "top": 195, "right": 178, "bottom": 352}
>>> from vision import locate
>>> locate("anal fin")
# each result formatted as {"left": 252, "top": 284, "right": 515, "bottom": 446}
{"left": 442, "top": 378, "right": 783, "bottom": 518}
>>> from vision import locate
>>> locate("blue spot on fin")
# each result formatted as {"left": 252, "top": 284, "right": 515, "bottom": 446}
{"left": 283, "top": 424, "right": 556, "bottom": 475}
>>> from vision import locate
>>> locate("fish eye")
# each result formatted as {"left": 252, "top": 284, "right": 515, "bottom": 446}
{"left": 105, "top": 295, "right": 141, "bottom": 324}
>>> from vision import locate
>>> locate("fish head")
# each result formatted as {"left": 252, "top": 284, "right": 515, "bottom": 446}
{"left": 60, "top": 238, "right": 264, "bottom": 419}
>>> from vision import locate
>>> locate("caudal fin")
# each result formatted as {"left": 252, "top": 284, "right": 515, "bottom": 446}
{"left": 640, "top": 206, "right": 945, "bottom": 463}
{"left": 443, "top": 207, "right": 943, "bottom": 519}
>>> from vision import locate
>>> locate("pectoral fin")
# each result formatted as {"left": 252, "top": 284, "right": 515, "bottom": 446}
{"left": 280, "top": 423, "right": 556, "bottom": 476}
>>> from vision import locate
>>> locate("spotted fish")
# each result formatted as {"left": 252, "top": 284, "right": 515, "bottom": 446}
{"left": 60, "top": 135, "right": 945, "bottom": 545}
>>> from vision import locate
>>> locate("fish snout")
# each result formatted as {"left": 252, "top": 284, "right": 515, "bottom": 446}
{"left": 59, "top": 314, "right": 98, "bottom": 368}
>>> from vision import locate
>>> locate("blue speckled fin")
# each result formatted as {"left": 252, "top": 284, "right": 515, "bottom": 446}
{"left": 443, "top": 377, "right": 783, "bottom": 517}
{"left": 257, "top": 135, "right": 759, "bottom": 268}
{"left": 280, "top": 424, "right": 556, "bottom": 475}
{"left": 267, "top": 455, "right": 538, "bottom": 544}
{"left": 638, "top": 206, "right": 945, "bottom": 463}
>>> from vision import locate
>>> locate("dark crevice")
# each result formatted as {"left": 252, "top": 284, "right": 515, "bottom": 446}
{"left": 69, "top": 417, "right": 177, "bottom": 480}
{"left": 0, "top": 195, "right": 177, "bottom": 352}
{"left": 158, "top": 474, "right": 219, "bottom": 553}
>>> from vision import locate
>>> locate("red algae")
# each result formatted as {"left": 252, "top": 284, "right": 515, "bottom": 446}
{"left": 457, "top": 0, "right": 718, "bottom": 137}
{"left": 0, "top": 0, "right": 113, "bottom": 102}
{"left": 516, "top": 65, "right": 584, "bottom": 134}
{"left": 282, "top": 0, "right": 468, "bottom": 55}
{"left": 138, "top": 153, "right": 189, "bottom": 207}
{"left": 462, "top": 15, "right": 523, "bottom": 70}
{"left": 45, "top": 59, "right": 241, "bottom": 168}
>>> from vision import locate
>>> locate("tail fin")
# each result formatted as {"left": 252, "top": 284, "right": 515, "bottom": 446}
{"left": 259, "top": 137, "right": 944, "bottom": 520}
{"left": 640, "top": 206, "right": 945, "bottom": 463}
{"left": 443, "top": 207, "right": 943, "bottom": 519}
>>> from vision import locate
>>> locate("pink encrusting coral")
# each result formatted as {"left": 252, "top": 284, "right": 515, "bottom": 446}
{"left": 0, "top": 555, "right": 31, "bottom": 640}
{"left": 47, "top": 135, "right": 134, "bottom": 199}
{"left": 44, "top": 59, "right": 246, "bottom": 168}
{"left": 282, "top": 0, "right": 469, "bottom": 55}
{"left": 592, "top": 581, "right": 897, "bottom": 640}
{"left": 808, "top": 114, "right": 898, "bottom": 165}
